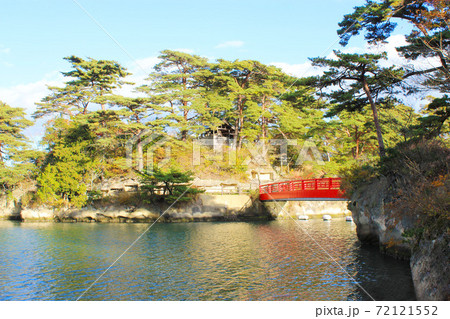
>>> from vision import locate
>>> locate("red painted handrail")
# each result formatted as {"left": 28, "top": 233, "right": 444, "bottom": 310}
{"left": 259, "top": 178, "right": 346, "bottom": 201}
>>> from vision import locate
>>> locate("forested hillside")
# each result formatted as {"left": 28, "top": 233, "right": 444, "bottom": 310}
{"left": 0, "top": 0, "right": 448, "bottom": 210}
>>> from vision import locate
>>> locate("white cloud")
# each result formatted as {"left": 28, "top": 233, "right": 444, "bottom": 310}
{"left": 129, "top": 56, "right": 160, "bottom": 74}
{"left": 0, "top": 47, "right": 10, "bottom": 54}
{"left": 339, "top": 34, "right": 440, "bottom": 71}
{"left": 0, "top": 71, "right": 63, "bottom": 115}
{"left": 270, "top": 61, "right": 323, "bottom": 78}
{"left": 326, "top": 35, "right": 412, "bottom": 66}
{"left": 0, "top": 71, "right": 64, "bottom": 145}
{"left": 272, "top": 35, "right": 441, "bottom": 111}
{"left": 114, "top": 56, "right": 160, "bottom": 97}
{"left": 215, "top": 40, "right": 245, "bottom": 49}
{"left": 0, "top": 56, "right": 159, "bottom": 115}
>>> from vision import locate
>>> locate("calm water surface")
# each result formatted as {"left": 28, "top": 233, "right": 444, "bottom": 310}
{"left": 0, "top": 219, "right": 415, "bottom": 301}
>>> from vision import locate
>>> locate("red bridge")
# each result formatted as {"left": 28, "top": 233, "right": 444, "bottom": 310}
{"left": 259, "top": 178, "right": 347, "bottom": 201}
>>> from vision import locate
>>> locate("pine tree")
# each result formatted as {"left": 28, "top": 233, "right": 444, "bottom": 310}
{"left": 139, "top": 50, "right": 210, "bottom": 141}
{"left": 310, "top": 51, "right": 405, "bottom": 157}
{"left": 211, "top": 60, "right": 291, "bottom": 148}
{"left": 0, "top": 101, "right": 37, "bottom": 191}
{"left": 34, "top": 56, "right": 131, "bottom": 118}
{"left": 411, "top": 95, "right": 450, "bottom": 139}
{"left": 105, "top": 95, "right": 155, "bottom": 171}
{"left": 338, "top": 0, "right": 449, "bottom": 92}
{"left": 139, "top": 167, "right": 203, "bottom": 204}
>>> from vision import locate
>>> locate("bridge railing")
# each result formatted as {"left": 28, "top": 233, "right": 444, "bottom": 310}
{"left": 259, "top": 178, "right": 342, "bottom": 195}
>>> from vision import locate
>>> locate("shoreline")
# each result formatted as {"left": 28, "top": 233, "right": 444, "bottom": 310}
{"left": 1, "top": 194, "right": 351, "bottom": 224}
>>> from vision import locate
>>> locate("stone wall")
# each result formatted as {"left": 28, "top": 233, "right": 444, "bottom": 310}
{"left": 262, "top": 200, "right": 351, "bottom": 219}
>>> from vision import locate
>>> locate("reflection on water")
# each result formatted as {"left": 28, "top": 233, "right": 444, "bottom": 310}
{"left": 0, "top": 219, "right": 415, "bottom": 300}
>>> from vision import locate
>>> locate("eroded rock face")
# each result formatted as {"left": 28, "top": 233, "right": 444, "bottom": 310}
{"left": 410, "top": 235, "right": 450, "bottom": 301}
{"left": 349, "top": 176, "right": 413, "bottom": 259}
{"left": 47, "top": 194, "right": 268, "bottom": 223}
{"left": 0, "top": 195, "right": 21, "bottom": 220}
{"left": 128, "top": 208, "right": 159, "bottom": 220}
{"left": 58, "top": 206, "right": 157, "bottom": 222}
{"left": 349, "top": 176, "right": 449, "bottom": 300}
{"left": 21, "top": 207, "right": 54, "bottom": 221}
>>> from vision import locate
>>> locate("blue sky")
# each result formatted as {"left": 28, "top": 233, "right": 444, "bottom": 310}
{"left": 1, "top": 0, "right": 425, "bottom": 144}
{"left": 1, "top": 0, "right": 369, "bottom": 86}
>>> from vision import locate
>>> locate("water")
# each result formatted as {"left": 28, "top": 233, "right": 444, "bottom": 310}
{"left": 0, "top": 219, "right": 415, "bottom": 301}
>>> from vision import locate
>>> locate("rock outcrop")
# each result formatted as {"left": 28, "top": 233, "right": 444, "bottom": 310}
{"left": 20, "top": 207, "right": 54, "bottom": 221}
{"left": 0, "top": 192, "right": 23, "bottom": 220}
{"left": 349, "top": 176, "right": 414, "bottom": 259}
{"left": 9, "top": 194, "right": 270, "bottom": 223}
{"left": 410, "top": 234, "right": 450, "bottom": 301}
{"left": 349, "top": 176, "right": 449, "bottom": 300}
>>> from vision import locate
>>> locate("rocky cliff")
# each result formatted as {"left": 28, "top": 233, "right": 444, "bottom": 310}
{"left": 349, "top": 176, "right": 449, "bottom": 300}
{"left": 0, "top": 191, "right": 23, "bottom": 221}
{"left": 349, "top": 176, "right": 415, "bottom": 259}
{"left": 410, "top": 234, "right": 449, "bottom": 301}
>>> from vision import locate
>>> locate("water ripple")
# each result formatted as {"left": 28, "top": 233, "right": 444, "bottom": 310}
{"left": 0, "top": 219, "right": 415, "bottom": 300}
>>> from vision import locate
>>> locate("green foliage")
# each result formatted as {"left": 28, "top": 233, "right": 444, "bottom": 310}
{"left": 333, "top": 2, "right": 450, "bottom": 221}
{"left": 409, "top": 95, "right": 450, "bottom": 140}
{"left": 338, "top": 0, "right": 448, "bottom": 45}
{"left": 139, "top": 167, "right": 203, "bottom": 204}
{"left": 138, "top": 50, "right": 211, "bottom": 140}
{"left": 339, "top": 162, "right": 379, "bottom": 196}
{"left": 36, "top": 142, "right": 90, "bottom": 208}
{"left": 328, "top": 102, "right": 418, "bottom": 164}
{"left": 87, "top": 190, "right": 103, "bottom": 203}
{"left": 27, "top": 49, "right": 446, "bottom": 208}
{"left": 338, "top": 0, "right": 449, "bottom": 92}
{"left": 310, "top": 51, "right": 407, "bottom": 157}
{"left": 0, "top": 101, "right": 39, "bottom": 192}
{"left": 34, "top": 56, "right": 131, "bottom": 118}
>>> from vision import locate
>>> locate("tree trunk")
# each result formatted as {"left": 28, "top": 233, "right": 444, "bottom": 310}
{"left": 181, "top": 104, "right": 188, "bottom": 141}
{"left": 234, "top": 118, "right": 239, "bottom": 150}
{"left": 362, "top": 79, "right": 385, "bottom": 157}
{"left": 235, "top": 95, "right": 244, "bottom": 149}
{"left": 136, "top": 130, "right": 144, "bottom": 171}
{"left": 261, "top": 95, "right": 266, "bottom": 141}
{"left": 238, "top": 95, "right": 245, "bottom": 149}
{"left": 238, "top": 135, "right": 244, "bottom": 150}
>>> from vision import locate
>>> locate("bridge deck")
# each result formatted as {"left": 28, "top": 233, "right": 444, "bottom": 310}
{"left": 259, "top": 178, "right": 347, "bottom": 201}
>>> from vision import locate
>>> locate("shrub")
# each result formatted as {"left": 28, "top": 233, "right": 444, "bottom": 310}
{"left": 139, "top": 167, "right": 204, "bottom": 204}
{"left": 379, "top": 140, "right": 448, "bottom": 240}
